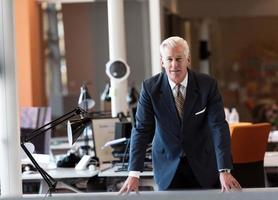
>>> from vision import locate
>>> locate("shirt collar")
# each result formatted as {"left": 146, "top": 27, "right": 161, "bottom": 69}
{"left": 168, "top": 73, "right": 188, "bottom": 90}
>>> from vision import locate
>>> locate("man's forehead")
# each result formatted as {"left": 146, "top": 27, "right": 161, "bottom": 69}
{"left": 164, "top": 54, "right": 185, "bottom": 58}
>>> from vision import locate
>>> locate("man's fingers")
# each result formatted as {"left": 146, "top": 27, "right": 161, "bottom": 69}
{"left": 221, "top": 185, "right": 225, "bottom": 192}
{"left": 220, "top": 173, "right": 242, "bottom": 192}
{"left": 232, "top": 179, "right": 242, "bottom": 190}
{"left": 235, "top": 179, "right": 242, "bottom": 189}
{"left": 119, "top": 180, "right": 131, "bottom": 195}
{"left": 225, "top": 186, "right": 231, "bottom": 192}
{"left": 222, "top": 184, "right": 230, "bottom": 192}
{"left": 118, "top": 182, "right": 127, "bottom": 195}
{"left": 221, "top": 180, "right": 242, "bottom": 192}
{"left": 228, "top": 176, "right": 241, "bottom": 191}
{"left": 119, "top": 176, "right": 140, "bottom": 195}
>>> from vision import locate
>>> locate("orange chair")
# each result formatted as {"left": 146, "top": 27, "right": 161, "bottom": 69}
{"left": 230, "top": 123, "right": 271, "bottom": 188}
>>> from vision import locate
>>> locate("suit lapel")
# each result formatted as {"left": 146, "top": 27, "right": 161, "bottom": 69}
{"left": 182, "top": 69, "right": 199, "bottom": 123}
{"left": 160, "top": 73, "right": 181, "bottom": 124}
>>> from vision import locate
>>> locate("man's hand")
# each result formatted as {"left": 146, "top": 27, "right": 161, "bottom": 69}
{"left": 119, "top": 176, "right": 140, "bottom": 195}
{"left": 219, "top": 172, "right": 242, "bottom": 192}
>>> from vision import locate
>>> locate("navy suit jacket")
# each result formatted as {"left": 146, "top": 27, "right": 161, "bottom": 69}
{"left": 128, "top": 69, "right": 232, "bottom": 190}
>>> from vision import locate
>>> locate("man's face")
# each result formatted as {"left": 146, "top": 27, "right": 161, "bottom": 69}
{"left": 161, "top": 45, "right": 190, "bottom": 84}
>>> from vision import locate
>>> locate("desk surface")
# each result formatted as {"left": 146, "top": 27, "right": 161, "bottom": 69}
{"left": 98, "top": 152, "right": 278, "bottom": 177}
{"left": 98, "top": 165, "right": 153, "bottom": 177}
{"left": 268, "top": 130, "right": 278, "bottom": 143}
{"left": 22, "top": 167, "right": 98, "bottom": 180}
{"left": 264, "top": 152, "right": 278, "bottom": 167}
{"left": 21, "top": 152, "right": 277, "bottom": 180}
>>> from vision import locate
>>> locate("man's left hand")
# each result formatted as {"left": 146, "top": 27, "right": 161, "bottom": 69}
{"left": 219, "top": 172, "right": 242, "bottom": 192}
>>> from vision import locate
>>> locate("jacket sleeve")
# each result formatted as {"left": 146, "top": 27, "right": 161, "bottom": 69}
{"left": 128, "top": 81, "right": 155, "bottom": 172}
{"left": 207, "top": 79, "right": 233, "bottom": 170}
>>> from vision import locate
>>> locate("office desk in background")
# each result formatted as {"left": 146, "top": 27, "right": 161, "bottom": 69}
{"left": 47, "top": 128, "right": 278, "bottom": 191}
{"left": 264, "top": 151, "right": 278, "bottom": 187}
{"left": 96, "top": 153, "right": 277, "bottom": 174}
{"left": 22, "top": 167, "right": 98, "bottom": 194}
{"left": 98, "top": 164, "right": 155, "bottom": 191}
{"left": 97, "top": 153, "right": 278, "bottom": 192}
{"left": 50, "top": 136, "right": 95, "bottom": 155}
{"left": 264, "top": 152, "right": 278, "bottom": 168}
{"left": 98, "top": 163, "right": 153, "bottom": 177}
{"left": 268, "top": 130, "right": 278, "bottom": 143}
{"left": 22, "top": 151, "right": 277, "bottom": 193}
{"left": 267, "top": 130, "right": 278, "bottom": 156}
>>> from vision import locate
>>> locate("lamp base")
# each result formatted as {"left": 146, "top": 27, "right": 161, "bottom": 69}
{"left": 79, "top": 145, "right": 93, "bottom": 156}
{"left": 57, "top": 152, "right": 81, "bottom": 168}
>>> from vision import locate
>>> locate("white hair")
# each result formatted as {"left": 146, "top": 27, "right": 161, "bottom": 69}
{"left": 160, "top": 36, "right": 190, "bottom": 58}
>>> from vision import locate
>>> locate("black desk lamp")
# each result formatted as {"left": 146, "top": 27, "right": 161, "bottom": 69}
{"left": 78, "top": 84, "right": 95, "bottom": 155}
{"left": 78, "top": 84, "right": 95, "bottom": 110}
{"left": 20, "top": 107, "right": 91, "bottom": 195}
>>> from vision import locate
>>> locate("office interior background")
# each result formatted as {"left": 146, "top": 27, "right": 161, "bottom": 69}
{"left": 13, "top": 0, "right": 278, "bottom": 124}
{"left": 1, "top": 0, "right": 278, "bottom": 197}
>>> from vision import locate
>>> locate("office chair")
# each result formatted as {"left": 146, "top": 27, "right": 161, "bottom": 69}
{"left": 20, "top": 107, "right": 51, "bottom": 154}
{"left": 230, "top": 122, "right": 271, "bottom": 188}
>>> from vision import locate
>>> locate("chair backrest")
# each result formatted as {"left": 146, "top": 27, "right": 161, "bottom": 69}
{"left": 230, "top": 122, "right": 271, "bottom": 164}
{"left": 20, "top": 107, "right": 51, "bottom": 154}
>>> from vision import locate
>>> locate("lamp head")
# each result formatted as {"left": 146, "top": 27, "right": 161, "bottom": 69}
{"left": 78, "top": 84, "right": 95, "bottom": 110}
{"left": 67, "top": 117, "right": 92, "bottom": 145}
{"left": 100, "top": 83, "right": 111, "bottom": 101}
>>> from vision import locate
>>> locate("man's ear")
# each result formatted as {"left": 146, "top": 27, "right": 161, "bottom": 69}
{"left": 187, "top": 55, "right": 191, "bottom": 64}
{"left": 160, "top": 57, "right": 164, "bottom": 68}
{"left": 187, "top": 55, "right": 191, "bottom": 63}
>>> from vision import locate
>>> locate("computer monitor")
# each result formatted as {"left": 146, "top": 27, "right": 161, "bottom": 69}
{"left": 92, "top": 117, "right": 118, "bottom": 164}
{"left": 114, "top": 121, "right": 132, "bottom": 140}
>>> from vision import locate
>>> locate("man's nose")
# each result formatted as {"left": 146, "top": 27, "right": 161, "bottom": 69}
{"left": 172, "top": 60, "right": 178, "bottom": 67}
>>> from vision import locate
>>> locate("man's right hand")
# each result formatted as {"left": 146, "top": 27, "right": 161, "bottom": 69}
{"left": 119, "top": 176, "right": 140, "bottom": 195}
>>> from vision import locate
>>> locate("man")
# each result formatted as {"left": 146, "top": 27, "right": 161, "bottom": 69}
{"left": 120, "top": 36, "right": 241, "bottom": 193}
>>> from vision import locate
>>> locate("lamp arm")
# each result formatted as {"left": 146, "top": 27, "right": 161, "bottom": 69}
{"left": 23, "top": 107, "right": 85, "bottom": 143}
{"left": 20, "top": 107, "right": 87, "bottom": 194}
{"left": 21, "top": 143, "right": 57, "bottom": 192}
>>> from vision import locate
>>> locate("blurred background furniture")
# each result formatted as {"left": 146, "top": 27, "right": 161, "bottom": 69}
{"left": 20, "top": 107, "right": 51, "bottom": 154}
{"left": 230, "top": 122, "right": 271, "bottom": 188}
{"left": 22, "top": 167, "right": 98, "bottom": 194}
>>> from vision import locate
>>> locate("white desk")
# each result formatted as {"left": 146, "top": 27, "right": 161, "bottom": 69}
{"left": 268, "top": 131, "right": 278, "bottom": 143}
{"left": 264, "top": 152, "right": 278, "bottom": 167}
{"left": 98, "top": 165, "right": 153, "bottom": 177}
{"left": 22, "top": 167, "right": 98, "bottom": 180}
{"left": 98, "top": 164, "right": 155, "bottom": 191}
{"left": 96, "top": 153, "right": 278, "bottom": 191}
{"left": 22, "top": 168, "right": 98, "bottom": 193}
{"left": 97, "top": 152, "right": 277, "bottom": 176}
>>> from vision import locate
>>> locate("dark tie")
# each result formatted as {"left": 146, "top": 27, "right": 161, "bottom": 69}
{"left": 175, "top": 84, "right": 184, "bottom": 119}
